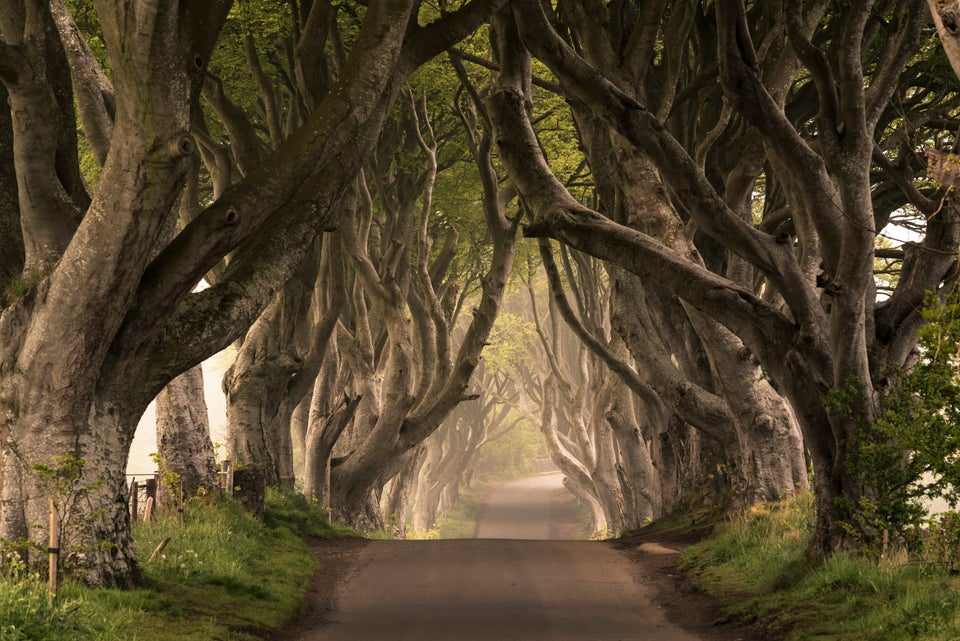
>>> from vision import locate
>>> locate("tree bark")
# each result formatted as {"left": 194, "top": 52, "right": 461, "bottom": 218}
{"left": 927, "top": 1, "right": 960, "bottom": 85}
{"left": 0, "top": 85, "right": 22, "bottom": 285}
{"left": 156, "top": 365, "right": 219, "bottom": 500}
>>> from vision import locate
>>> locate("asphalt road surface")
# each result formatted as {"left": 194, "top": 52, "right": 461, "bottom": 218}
{"left": 297, "top": 475, "right": 705, "bottom": 641}
{"left": 474, "top": 472, "right": 584, "bottom": 540}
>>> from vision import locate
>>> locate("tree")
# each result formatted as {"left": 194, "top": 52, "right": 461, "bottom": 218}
{"left": 0, "top": 0, "right": 501, "bottom": 586}
{"left": 324, "top": 73, "right": 520, "bottom": 526}
{"left": 402, "top": 362, "right": 519, "bottom": 534}
{"left": 487, "top": 0, "right": 960, "bottom": 554}
{"left": 155, "top": 366, "right": 219, "bottom": 499}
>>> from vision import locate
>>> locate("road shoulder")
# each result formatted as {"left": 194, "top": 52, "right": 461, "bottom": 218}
{"left": 613, "top": 527, "right": 758, "bottom": 641}
{"left": 268, "top": 537, "right": 369, "bottom": 641}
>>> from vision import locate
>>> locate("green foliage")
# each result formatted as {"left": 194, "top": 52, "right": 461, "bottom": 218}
{"left": 76, "top": 133, "right": 103, "bottom": 189}
{"left": 483, "top": 313, "right": 539, "bottom": 375}
{"left": 0, "top": 555, "right": 129, "bottom": 641}
{"left": 683, "top": 496, "right": 960, "bottom": 640}
{"left": 148, "top": 452, "right": 182, "bottom": 503}
{"left": 824, "top": 286, "right": 960, "bottom": 550}
{"left": 130, "top": 489, "right": 357, "bottom": 639}
{"left": 2, "top": 271, "right": 47, "bottom": 305}
{"left": 261, "top": 488, "right": 362, "bottom": 539}
{"left": 471, "top": 419, "right": 546, "bottom": 482}
{"left": 927, "top": 510, "right": 960, "bottom": 573}
{"left": 682, "top": 496, "right": 816, "bottom": 595}
{"left": 29, "top": 455, "right": 105, "bottom": 578}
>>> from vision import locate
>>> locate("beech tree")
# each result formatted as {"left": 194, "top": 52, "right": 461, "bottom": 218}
{"left": 487, "top": 0, "right": 960, "bottom": 554}
{"left": 0, "top": 0, "right": 500, "bottom": 586}
{"left": 323, "top": 72, "right": 520, "bottom": 526}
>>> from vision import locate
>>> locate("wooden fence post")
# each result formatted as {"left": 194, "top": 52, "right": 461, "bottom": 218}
{"left": 48, "top": 497, "right": 58, "bottom": 606}
{"left": 178, "top": 477, "right": 184, "bottom": 526}
{"left": 130, "top": 479, "right": 139, "bottom": 523}
{"left": 220, "top": 460, "right": 234, "bottom": 496}
{"left": 145, "top": 477, "right": 157, "bottom": 510}
{"left": 143, "top": 497, "right": 154, "bottom": 523}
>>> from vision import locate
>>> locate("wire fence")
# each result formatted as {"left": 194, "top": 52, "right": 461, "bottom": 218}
{"left": 125, "top": 460, "right": 236, "bottom": 524}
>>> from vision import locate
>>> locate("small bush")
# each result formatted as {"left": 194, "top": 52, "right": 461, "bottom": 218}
{"left": 262, "top": 488, "right": 360, "bottom": 539}
{"left": 927, "top": 510, "right": 960, "bottom": 572}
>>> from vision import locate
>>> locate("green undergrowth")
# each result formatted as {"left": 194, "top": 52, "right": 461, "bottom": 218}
{"left": 682, "top": 494, "right": 960, "bottom": 640}
{"left": 0, "top": 489, "right": 360, "bottom": 641}
{"left": 436, "top": 486, "right": 484, "bottom": 538}
{"left": 404, "top": 486, "right": 483, "bottom": 539}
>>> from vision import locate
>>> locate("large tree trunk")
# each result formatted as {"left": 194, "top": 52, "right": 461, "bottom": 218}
{"left": 604, "top": 336, "right": 660, "bottom": 525}
{"left": 0, "top": 377, "right": 144, "bottom": 587}
{"left": 223, "top": 195, "right": 345, "bottom": 490}
{"left": 223, "top": 297, "right": 302, "bottom": 486}
{"left": 156, "top": 365, "right": 219, "bottom": 499}
{"left": 0, "top": 0, "right": 217, "bottom": 585}
{"left": 303, "top": 340, "right": 341, "bottom": 506}
{"left": 381, "top": 446, "right": 423, "bottom": 536}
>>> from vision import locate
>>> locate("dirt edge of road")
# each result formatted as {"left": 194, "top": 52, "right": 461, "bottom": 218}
{"left": 611, "top": 526, "right": 760, "bottom": 641}
{"left": 269, "top": 537, "right": 370, "bottom": 641}
{"left": 271, "top": 529, "right": 759, "bottom": 641}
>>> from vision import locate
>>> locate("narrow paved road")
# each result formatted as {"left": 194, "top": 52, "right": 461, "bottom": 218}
{"left": 474, "top": 472, "right": 583, "bottom": 540}
{"left": 286, "top": 475, "right": 706, "bottom": 641}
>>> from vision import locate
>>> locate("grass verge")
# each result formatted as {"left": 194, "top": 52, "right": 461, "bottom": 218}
{"left": 682, "top": 494, "right": 960, "bottom": 640}
{"left": 0, "top": 489, "right": 359, "bottom": 641}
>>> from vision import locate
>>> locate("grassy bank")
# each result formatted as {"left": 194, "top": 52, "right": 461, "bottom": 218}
{"left": 682, "top": 495, "right": 960, "bottom": 640}
{"left": 0, "top": 490, "right": 357, "bottom": 641}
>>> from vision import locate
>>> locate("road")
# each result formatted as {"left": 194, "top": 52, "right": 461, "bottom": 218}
{"left": 474, "top": 472, "right": 584, "bottom": 540}
{"left": 284, "top": 474, "right": 706, "bottom": 641}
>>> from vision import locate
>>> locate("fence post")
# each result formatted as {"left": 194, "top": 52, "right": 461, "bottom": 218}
{"left": 130, "top": 479, "right": 139, "bottom": 523}
{"left": 48, "top": 497, "right": 58, "bottom": 606}
{"left": 178, "top": 477, "right": 184, "bottom": 526}
{"left": 143, "top": 497, "right": 154, "bottom": 523}
{"left": 220, "top": 460, "right": 234, "bottom": 497}
{"left": 145, "top": 477, "right": 157, "bottom": 510}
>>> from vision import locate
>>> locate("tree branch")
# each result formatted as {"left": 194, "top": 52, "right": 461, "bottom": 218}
{"left": 50, "top": 0, "right": 114, "bottom": 165}
{"left": 487, "top": 78, "right": 801, "bottom": 375}
{"left": 539, "top": 239, "right": 660, "bottom": 408}
{"left": 508, "top": 0, "right": 825, "bottom": 331}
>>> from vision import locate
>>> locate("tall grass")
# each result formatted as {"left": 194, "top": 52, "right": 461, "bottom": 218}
{"left": 0, "top": 489, "right": 357, "bottom": 641}
{"left": 0, "top": 556, "right": 134, "bottom": 641}
{"left": 682, "top": 494, "right": 960, "bottom": 641}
